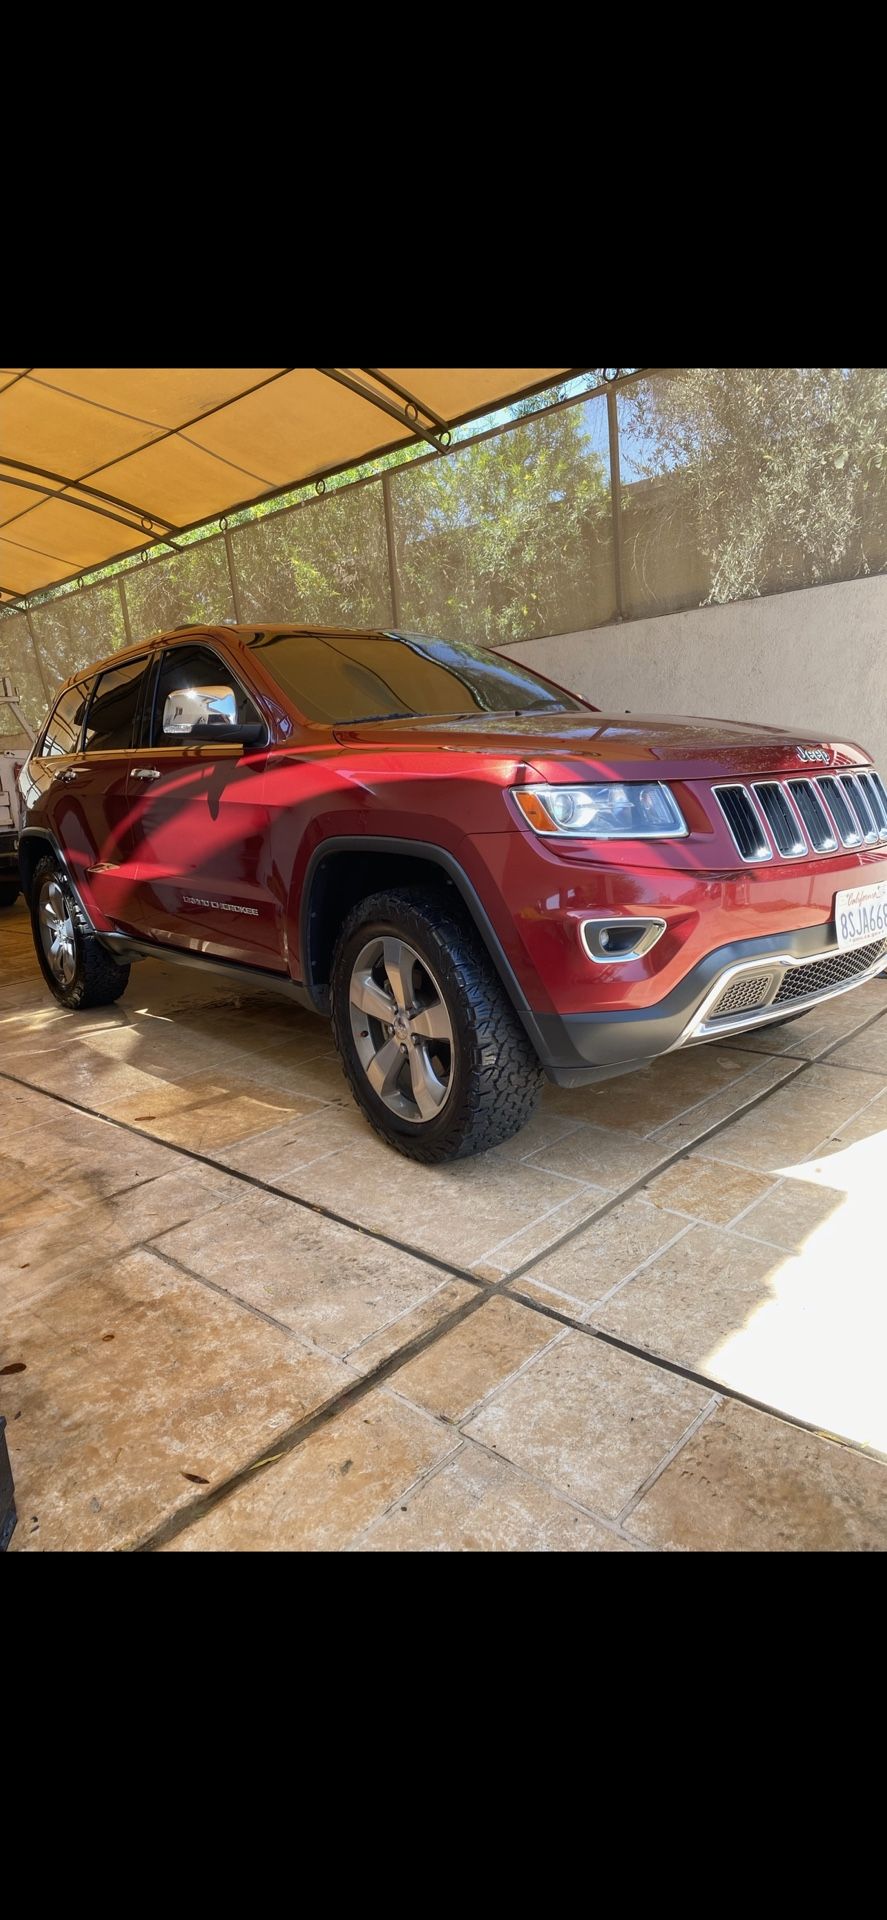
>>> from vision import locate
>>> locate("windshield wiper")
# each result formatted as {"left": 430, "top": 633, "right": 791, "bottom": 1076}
{"left": 337, "top": 711, "right": 415, "bottom": 723}
{"left": 336, "top": 704, "right": 572, "bottom": 725}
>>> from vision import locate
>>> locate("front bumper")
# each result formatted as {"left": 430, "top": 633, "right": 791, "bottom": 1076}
{"left": 524, "top": 920, "right": 887, "bottom": 1084}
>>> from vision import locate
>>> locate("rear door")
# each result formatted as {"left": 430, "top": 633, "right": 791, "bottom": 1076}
{"left": 30, "top": 676, "right": 99, "bottom": 906}
{"left": 125, "top": 640, "right": 282, "bottom": 967}
{"left": 72, "top": 653, "right": 152, "bottom": 930}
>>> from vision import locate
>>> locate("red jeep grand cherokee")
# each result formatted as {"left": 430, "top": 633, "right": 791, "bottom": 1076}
{"left": 18, "top": 624, "right": 887, "bottom": 1163}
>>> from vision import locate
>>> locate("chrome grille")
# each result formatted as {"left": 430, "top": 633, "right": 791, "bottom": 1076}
{"left": 714, "top": 768, "right": 887, "bottom": 861}
{"left": 753, "top": 783, "right": 805, "bottom": 856}
{"left": 817, "top": 776, "right": 860, "bottom": 846}
{"left": 772, "top": 941, "right": 887, "bottom": 1002}
{"left": 787, "top": 780, "right": 837, "bottom": 852}
{"left": 872, "top": 773, "right": 887, "bottom": 823}
{"left": 841, "top": 774, "right": 879, "bottom": 842}
{"left": 859, "top": 772, "right": 887, "bottom": 834}
{"left": 713, "top": 786, "right": 770, "bottom": 860}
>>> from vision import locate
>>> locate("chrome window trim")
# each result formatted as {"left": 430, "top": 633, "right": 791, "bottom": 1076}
{"left": 751, "top": 781, "right": 807, "bottom": 859}
{"left": 672, "top": 940, "right": 887, "bottom": 1048}
{"left": 711, "top": 782, "right": 772, "bottom": 862}
{"left": 579, "top": 916, "right": 667, "bottom": 964}
{"left": 512, "top": 782, "right": 688, "bottom": 840}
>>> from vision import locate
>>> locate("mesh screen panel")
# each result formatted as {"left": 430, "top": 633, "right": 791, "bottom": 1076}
{"left": 0, "top": 611, "right": 46, "bottom": 733}
{"left": 124, "top": 537, "right": 235, "bottom": 643}
{"left": 30, "top": 582, "right": 127, "bottom": 692}
{"left": 3, "top": 370, "right": 885, "bottom": 672}
{"left": 389, "top": 393, "right": 614, "bottom": 644}
{"left": 617, "top": 367, "right": 887, "bottom": 616}
{"left": 773, "top": 943, "right": 886, "bottom": 1002}
{"left": 230, "top": 484, "right": 391, "bottom": 627}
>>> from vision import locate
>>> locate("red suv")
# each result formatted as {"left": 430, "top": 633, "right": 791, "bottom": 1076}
{"left": 18, "top": 624, "right": 887, "bottom": 1162}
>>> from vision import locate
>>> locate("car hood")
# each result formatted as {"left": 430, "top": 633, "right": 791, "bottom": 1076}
{"left": 331, "top": 710, "right": 869, "bottom": 778}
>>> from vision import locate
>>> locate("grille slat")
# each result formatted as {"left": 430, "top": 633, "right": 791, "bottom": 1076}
{"left": 871, "top": 773, "right": 887, "bottom": 827}
{"left": 787, "top": 779, "right": 837, "bottom": 852}
{"left": 840, "top": 773, "right": 878, "bottom": 842}
{"left": 773, "top": 942, "right": 886, "bottom": 1003}
{"left": 753, "top": 783, "right": 806, "bottom": 856}
{"left": 858, "top": 772, "right": 887, "bottom": 837}
{"left": 817, "top": 776, "right": 861, "bottom": 846}
{"left": 714, "top": 786, "right": 770, "bottom": 861}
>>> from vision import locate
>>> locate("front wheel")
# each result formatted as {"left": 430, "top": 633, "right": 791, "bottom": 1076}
{"left": 330, "top": 887, "right": 543, "bottom": 1163}
{"left": 30, "top": 856, "right": 131, "bottom": 1010}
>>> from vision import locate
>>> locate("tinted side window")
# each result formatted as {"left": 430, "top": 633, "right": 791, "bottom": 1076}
{"left": 41, "top": 681, "right": 94, "bottom": 757}
{"left": 151, "top": 646, "right": 260, "bottom": 745}
{"left": 83, "top": 656, "right": 149, "bottom": 753}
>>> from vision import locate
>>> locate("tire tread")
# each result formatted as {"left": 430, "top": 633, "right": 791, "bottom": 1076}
{"left": 30, "top": 855, "right": 130, "bottom": 1009}
{"left": 331, "top": 886, "right": 543, "bottom": 1163}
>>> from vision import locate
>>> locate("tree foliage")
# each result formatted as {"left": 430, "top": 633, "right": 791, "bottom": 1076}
{"left": 619, "top": 368, "right": 887, "bottom": 605}
{"left": 392, "top": 400, "right": 611, "bottom": 644}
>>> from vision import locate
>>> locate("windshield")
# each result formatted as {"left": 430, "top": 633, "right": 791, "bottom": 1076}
{"left": 249, "top": 630, "right": 586, "bottom": 726}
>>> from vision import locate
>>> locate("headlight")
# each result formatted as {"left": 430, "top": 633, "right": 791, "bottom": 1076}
{"left": 512, "top": 782, "right": 688, "bottom": 839}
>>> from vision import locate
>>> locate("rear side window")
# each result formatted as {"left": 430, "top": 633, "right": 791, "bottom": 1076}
{"left": 41, "top": 680, "right": 94, "bottom": 757}
{"left": 83, "top": 656, "right": 149, "bottom": 753}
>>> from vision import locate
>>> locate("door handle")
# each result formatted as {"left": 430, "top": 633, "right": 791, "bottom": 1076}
{"left": 58, "top": 767, "right": 87, "bottom": 783}
{"left": 132, "top": 767, "right": 162, "bottom": 781}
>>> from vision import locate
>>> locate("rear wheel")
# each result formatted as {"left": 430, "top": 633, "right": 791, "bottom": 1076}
{"left": 0, "top": 880, "right": 19, "bottom": 910}
{"left": 331, "top": 887, "right": 543, "bottom": 1163}
{"left": 30, "top": 855, "right": 131, "bottom": 1010}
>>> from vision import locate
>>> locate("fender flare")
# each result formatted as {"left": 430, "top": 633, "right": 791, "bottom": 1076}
{"left": 299, "top": 835, "right": 531, "bottom": 1015}
{"left": 17, "top": 826, "right": 98, "bottom": 923}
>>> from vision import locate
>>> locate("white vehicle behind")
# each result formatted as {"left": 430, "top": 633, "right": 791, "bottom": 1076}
{"left": 0, "top": 676, "right": 36, "bottom": 910}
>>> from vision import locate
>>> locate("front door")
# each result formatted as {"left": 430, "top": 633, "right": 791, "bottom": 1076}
{"left": 126, "top": 641, "right": 283, "bottom": 968}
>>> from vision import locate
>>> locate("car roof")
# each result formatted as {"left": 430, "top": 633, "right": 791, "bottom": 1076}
{"left": 54, "top": 623, "right": 404, "bottom": 695}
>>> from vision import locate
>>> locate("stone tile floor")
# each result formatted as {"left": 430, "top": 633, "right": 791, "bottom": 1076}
{"left": 1, "top": 899, "right": 886, "bottom": 1553}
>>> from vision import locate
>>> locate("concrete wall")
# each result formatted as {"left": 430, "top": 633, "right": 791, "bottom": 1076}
{"left": 501, "top": 573, "right": 887, "bottom": 770}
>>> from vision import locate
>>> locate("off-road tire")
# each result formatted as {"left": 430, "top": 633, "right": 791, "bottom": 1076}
{"left": 30, "top": 854, "right": 131, "bottom": 1010}
{"left": 0, "top": 881, "right": 19, "bottom": 910}
{"left": 331, "top": 887, "right": 544, "bottom": 1163}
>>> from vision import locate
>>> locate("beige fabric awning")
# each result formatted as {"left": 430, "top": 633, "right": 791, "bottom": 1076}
{"left": 0, "top": 367, "right": 580, "bottom": 604}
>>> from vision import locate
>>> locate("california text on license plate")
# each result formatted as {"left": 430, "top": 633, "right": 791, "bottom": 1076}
{"left": 834, "top": 880, "right": 887, "bottom": 950}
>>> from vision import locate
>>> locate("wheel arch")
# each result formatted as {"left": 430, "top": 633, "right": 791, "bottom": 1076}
{"left": 18, "top": 828, "right": 63, "bottom": 904}
{"left": 300, "top": 837, "right": 530, "bottom": 1019}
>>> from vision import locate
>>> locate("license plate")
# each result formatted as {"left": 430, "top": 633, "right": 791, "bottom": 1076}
{"left": 834, "top": 880, "right": 887, "bottom": 950}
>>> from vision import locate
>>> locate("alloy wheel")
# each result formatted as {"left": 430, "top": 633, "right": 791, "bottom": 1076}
{"left": 38, "top": 877, "right": 77, "bottom": 987}
{"left": 348, "top": 935, "right": 454, "bottom": 1124}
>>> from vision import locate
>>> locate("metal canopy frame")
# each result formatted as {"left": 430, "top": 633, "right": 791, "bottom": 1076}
{"left": 0, "top": 367, "right": 597, "bottom": 611}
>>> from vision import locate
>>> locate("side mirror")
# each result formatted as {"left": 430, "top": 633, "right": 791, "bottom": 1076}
{"left": 162, "top": 685, "right": 263, "bottom": 746}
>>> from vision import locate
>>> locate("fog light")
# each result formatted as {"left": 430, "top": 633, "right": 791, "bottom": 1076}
{"left": 581, "top": 918, "right": 666, "bottom": 963}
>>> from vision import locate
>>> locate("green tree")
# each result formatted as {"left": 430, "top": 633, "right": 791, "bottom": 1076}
{"left": 619, "top": 368, "right": 887, "bottom": 606}
{"left": 390, "top": 398, "right": 611, "bottom": 644}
